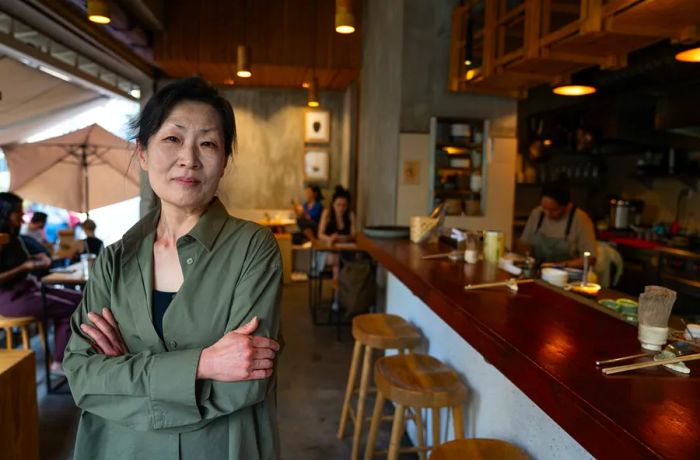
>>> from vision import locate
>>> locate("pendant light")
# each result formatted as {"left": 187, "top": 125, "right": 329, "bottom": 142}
{"left": 552, "top": 84, "right": 596, "bottom": 96}
{"left": 335, "top": 0, "right": 355, "bottom": 34}
{"left": 237, "top": 45, "right": 252, "bottom": 78}
{"left": 87, "top": 0, "right": 111, "bottom": 24}
{"left": 307, "top": 77, "right": 319, "bottom": 107}
{"left": 675, "top": 46, "right": 700, "bottom": 62}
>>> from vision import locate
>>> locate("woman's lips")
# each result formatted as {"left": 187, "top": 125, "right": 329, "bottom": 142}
{"left": 172, "top": 177, "right": 201, "bottom": 186}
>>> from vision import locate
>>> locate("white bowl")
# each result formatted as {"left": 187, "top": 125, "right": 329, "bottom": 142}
{"left": 541, "top": 268, "right": 568, "bottom": 287}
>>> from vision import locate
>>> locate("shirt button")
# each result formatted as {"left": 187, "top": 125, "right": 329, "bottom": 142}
{"left": 186, "top": 257, "right": 194, "bottom": 265}
{"left": 170, "top": 340, "right": 177, "bottom": 349}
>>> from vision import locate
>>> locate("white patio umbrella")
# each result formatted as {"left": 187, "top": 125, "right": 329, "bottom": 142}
{"left": 2, "top": 124, "right": 139, "bottom": 213}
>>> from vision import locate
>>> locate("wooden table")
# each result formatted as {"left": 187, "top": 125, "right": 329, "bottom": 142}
{"left": 41, "top": 263, "right": 87, "bottom": 393}
{"left": 0, "top": 350, "right": 38, "bottom": 460}
{"left": 257, "top": 218, "right": 296, "bottom": 234}
{"left": 358, "top": 234, "right": 700, "bottom": 459}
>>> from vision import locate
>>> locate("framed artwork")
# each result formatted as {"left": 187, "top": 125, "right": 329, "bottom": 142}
{"left": 304, "top": 149, "right": 329, "bottom": 182}
{"left": 305, "top": 110, "right": 331, "bottom": 143}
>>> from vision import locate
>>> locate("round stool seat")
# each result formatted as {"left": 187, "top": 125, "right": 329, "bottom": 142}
{"left": 0, "top": 315, "right": 38, "bottom": 327}
{"left": 375, "top": 353, "right": 468, "bottom": 408}
{"left": 352, "top": 313, "right": 421, "bottom": 350}
{"left": 430, "top": 439, "right": 530, "bottom": 460}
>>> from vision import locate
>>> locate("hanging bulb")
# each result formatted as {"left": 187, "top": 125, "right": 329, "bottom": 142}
{"left": 335, "top": 0, "right": 355, "bottom": 34}
{"left": 307, "top": 77, "right": 319, "bottom": 107}
{"left": 552, "top": 84, "right": 596, "bottom": 96}
{"left": 237, "top": 45, "right": 252, "bottom": 78}
{"left": 87, "top": 0, "right": 111, "bottom": 24}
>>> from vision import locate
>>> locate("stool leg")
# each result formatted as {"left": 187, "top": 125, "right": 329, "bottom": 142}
{"left": 5, "top": 328, "right": 13, "bottom": 349}
{"left": 431, "top": 407, "right": 441, "bottom": 448}
{"left": 414, "top": 408, "right": 427, "bottom": 460}
{"left": 21, "top": 326, "right": 30, "bottom": 350}
{"left": 351, "top": 345, "right": 374, "bottom": 460}
{"left": 452, "top": 405, "right": 464, "bottom": 440}
{"left": 338, "top": 340, "right": 363, "bottom": 439}
{"left": 363, "top": 390, "right": 385, "bottom": 460}
{"left": 387, "top": 403, "right": 405, "bottom": 460}
{"left": 36, "top": 322, "right": 46, "bottom": 354}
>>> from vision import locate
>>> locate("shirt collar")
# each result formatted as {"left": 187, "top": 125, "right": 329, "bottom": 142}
{"left": 122, "top": 197, "right": 229, "bottom": 262}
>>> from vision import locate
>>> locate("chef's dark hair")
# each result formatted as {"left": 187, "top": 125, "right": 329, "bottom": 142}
{"left": 307, "top": 185, "right": 324, "bottom": 202}
{"left": 541, "top": 176, "right": 571, "bottom": 206}
{"left": 130, "top": 77, "right": 236, "bottom": 157}
{"left": 0, "top": 192, "right": 22, "bottom": 233}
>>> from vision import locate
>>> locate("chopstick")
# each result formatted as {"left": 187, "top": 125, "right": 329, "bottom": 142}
{"left": 464, "top": 279, "right": 533, "bottom": 291}
{"left": 421, "top": 252, "right": 458, "bottom": 260}
{"left": 601, "top": 353, "right": 700, "bottom": 375}
{"left": 596, "top": 353, "right": 649, "bottom": 366}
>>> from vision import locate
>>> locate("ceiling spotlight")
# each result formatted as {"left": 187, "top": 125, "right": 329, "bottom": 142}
{"left": 237, "top": 45, "right": 252, "bottom": 78}
{"left": 307, "top": 77, "right": 319, "bottom": 107}
{"left": 335, "top": 0, "right": 355, "bottom": 34}
{"left": 87, "top": 0, "right": 111, "bottom": 24}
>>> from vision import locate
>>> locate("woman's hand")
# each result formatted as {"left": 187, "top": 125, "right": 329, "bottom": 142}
{"left": 197, "top": 317, "right": 280, "bottom": 382}
{"left": 80, "top": 307, "right": 129, "bottom": 356}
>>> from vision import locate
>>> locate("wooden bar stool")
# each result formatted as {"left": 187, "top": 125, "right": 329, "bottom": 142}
{"left": 338, "top": 313, "right": 422, "bottom": 460}
{"left": 364, "top": 353, "right": 469, "bottom": 460}
{"left": 0, "top": 315, "right": 46, "bottom": 352}
{"left": 430, "top": 439, "right": 530, "bottom": 460}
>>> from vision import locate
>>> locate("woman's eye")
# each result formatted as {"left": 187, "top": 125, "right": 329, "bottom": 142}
{"left": 163, "top": 136, "right": 179, "bottom": 142}
{"left": 201, "top": 141, "right": 217, "bottom": 148}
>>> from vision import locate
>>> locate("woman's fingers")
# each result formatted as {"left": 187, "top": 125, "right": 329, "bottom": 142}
{"left": 251, "top": 347, "right": 276, "bottom": 360}
{"left": 250, "top": 336, "right": 280, "bottom": 351}
{"left": 80, "top": 323, "right": 119, "bottom": 356}
{"left": 246, "top": 368, "right": 274, "bottom": 380}
{"left": 86, "top": 311, "right": 127, "bottom": 355}
{"left": 250, "top": 359, "right": 274, "bottom": 370}
{"left": 101, "top": 308, "right": 130, "bottom": 353}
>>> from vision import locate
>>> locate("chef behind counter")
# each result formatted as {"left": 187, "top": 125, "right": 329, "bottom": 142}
{"left": 518, "top": 177, "right": 597, "bottom": 269}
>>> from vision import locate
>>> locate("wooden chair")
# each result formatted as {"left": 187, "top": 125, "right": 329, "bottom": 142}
{"left": 338, "top": 313, "right": 422, "bottom": 460}
{"left": 364, "top": 353, "right": 469, "bottom": 460}
{"left": 0, "top": 315, "right": 46, "bottom": 353}
{"left": 429, "top": 438, "right": 530, "bottom": 460}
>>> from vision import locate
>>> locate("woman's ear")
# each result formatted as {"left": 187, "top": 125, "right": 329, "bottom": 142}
{"left": 136, "top": 140, "right": 148, "bottom": 171}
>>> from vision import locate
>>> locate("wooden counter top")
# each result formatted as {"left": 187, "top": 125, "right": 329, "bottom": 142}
{"left": 358, "top": 234, "right": 700, "bottom": 460}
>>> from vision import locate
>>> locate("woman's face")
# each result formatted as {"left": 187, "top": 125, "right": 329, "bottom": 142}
{"left": 8, "top": 204, "right": 23, "bottom": 232}
{"left": 138, "top": 101, "right": 228, "bottom": 211}
{"left": 304, "top": 187, "right": 315, "bottom": 203}
{"left": 333, "top": 197, "right": 348, "bottom": 216}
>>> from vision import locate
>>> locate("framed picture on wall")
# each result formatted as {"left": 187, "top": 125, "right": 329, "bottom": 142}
{"left": 304, "top": 149, "right": 329, "bottom": 182}
{"left": 305, "top": 110, "right": 331, "bottom": 143}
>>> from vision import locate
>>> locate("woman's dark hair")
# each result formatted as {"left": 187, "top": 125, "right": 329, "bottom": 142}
{"left": 332, "top": 185, "right": 351, "bottom": 205}
{"left": 129, "top": 77, "right": 237, "bottom": 157}
{"left": 0, "top": 192, "right": 23, "bottom": 233}
{"left": 307, "top": 185, "right": 324, "bottom": 202}
{"left": 541, "top": 176, "right": 571, "bottom": 206}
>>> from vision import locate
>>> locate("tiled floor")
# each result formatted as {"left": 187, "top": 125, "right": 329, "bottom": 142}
{"left": 22, "top": 282, "right": 417, "bottom": 459}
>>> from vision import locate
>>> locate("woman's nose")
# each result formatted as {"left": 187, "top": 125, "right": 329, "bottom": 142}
{"left": 178, "top": 143, "right": 202, "bottom": 168}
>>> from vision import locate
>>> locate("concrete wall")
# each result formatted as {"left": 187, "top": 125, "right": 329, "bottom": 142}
{"left": 215, "top": 87, "right": 345, "bottom": 210}
{"left": 356, "top": 0, "right": 404, "bottom": 226}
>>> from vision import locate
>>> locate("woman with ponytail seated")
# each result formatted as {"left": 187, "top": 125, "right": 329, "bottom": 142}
{"left": 318, "top": 185, "right": 356, "bottom": 284}
{"left": 0, "top": 192, "right": 82, "bottom": 374}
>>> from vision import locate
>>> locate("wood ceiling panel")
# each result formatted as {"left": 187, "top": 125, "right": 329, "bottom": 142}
{"left": 154, "top": 0, "right": 361, "bottom": 90}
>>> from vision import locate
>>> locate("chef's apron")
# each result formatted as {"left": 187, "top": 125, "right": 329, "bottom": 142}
{"left": 531, "top": 207, "right": 577, "bottom": 264}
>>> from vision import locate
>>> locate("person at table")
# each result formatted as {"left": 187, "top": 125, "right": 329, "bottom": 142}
{"left": 78, "top": 219, "right": 103, "bottom": 256}
{"left": 292, "top": 185, "right": 324, "bottom": 242}
{"left": 21, "top": 211, "right": 50, "bottom": 248}
{"left": 63, "top": 77, "right": 282, "bottom": 460}
{"left": 0, "top": 193, "right": 82, "bottom": 374}
{"left": 519, "top": 178, "right": 596, "bottom": 268}
{"left": 318, "top": 185, "right": 356, "bottom": 282}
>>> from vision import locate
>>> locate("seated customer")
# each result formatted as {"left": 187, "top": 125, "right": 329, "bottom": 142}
{"left": 79, "top": 219, "right": 103, "bottom": 256}
{"left": 292, "top": 185, "right": 324, "bottom": 243}
{"left": 0, "top": 193, "right": 81, "bottom": 374}
{"left": 21, "top": 211, "right": 50, "bottom": 248}
{"left": 318, "top": 186, "right": 356, "bottom": 283}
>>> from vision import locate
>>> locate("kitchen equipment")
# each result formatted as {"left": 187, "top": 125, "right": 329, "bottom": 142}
{"left": 363, "top": 226, "right": 410, "bottom": 239}
{"left": 601, "top": 352, "right": 700, "bottom": 375}
{"left": 483, "top": 230, "right": 504, "bottom": 263}
{"left": 609, "top": 199, "right": 631, "bottom": 229}
{"left": 470, "top": 171, "right": 482, "bottom": 192}
{"left": 638, "top": 286, "right": 676, "bottom": 351}
{"left": 445, "top": 198, "right": 463, "bottom": 215}
{"left": 464, "top": 278, "right": 533, "bottom": 292}
{"left": 629, "top": 199, "right": 644, "bottom": 226}
{"left": 541, "top": 267, "right": 568, "bottom": 287}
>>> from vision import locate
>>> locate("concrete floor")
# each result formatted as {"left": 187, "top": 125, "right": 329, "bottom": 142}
{"left": 30, "top": 282, "right": 417, "bottom": 459}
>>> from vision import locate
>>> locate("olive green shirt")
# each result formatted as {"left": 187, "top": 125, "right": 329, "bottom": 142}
{"left": 63, "top": 198, "right": 282, "bottom": 460}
